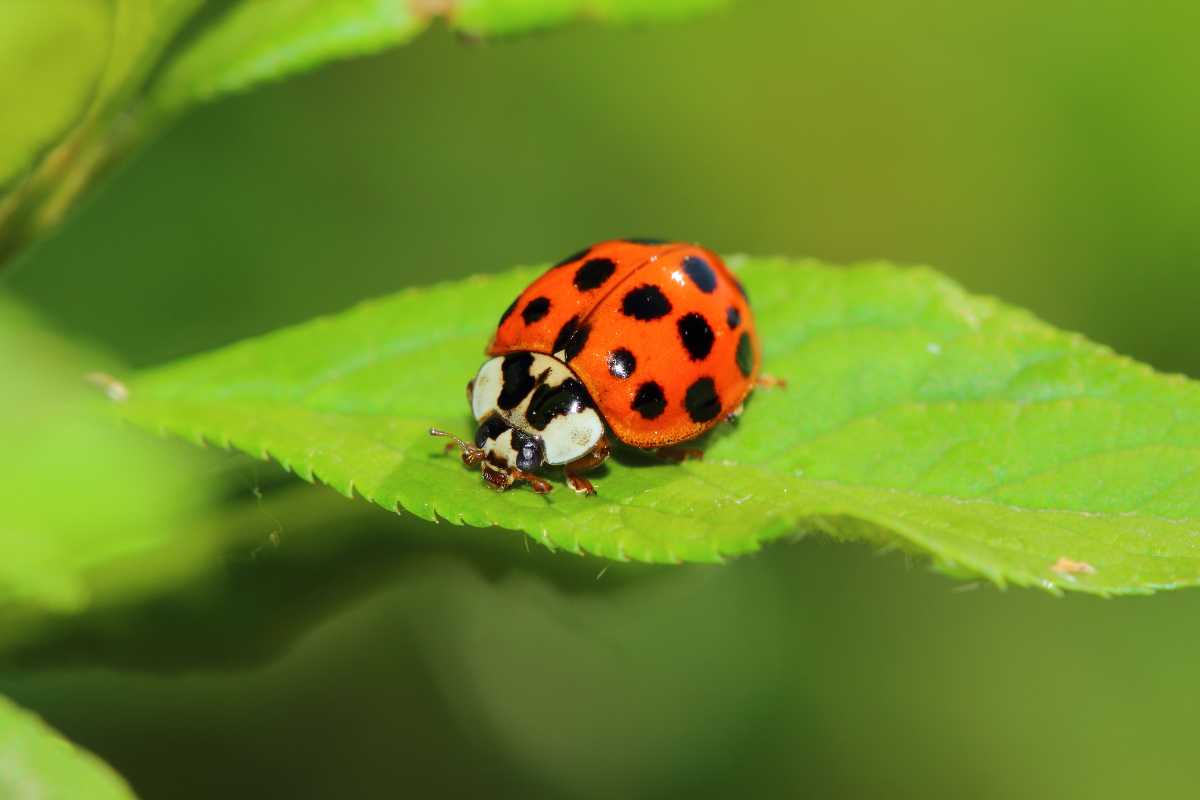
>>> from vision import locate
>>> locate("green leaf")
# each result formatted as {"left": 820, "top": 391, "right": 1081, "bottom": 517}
{"left": 452, "top": 0, "right": 729, "bottom": 36}
{"left": 118, "top": 258, "right": 1200, "bottom": 596}
{"left": 0, "top": 2, "right": 109, "bottom": 187}
{"left": 0, "top": 694, "right": 137, "bottom": 799}
{"left": 148, "top": 0, "right": 425, "bottom": 115}
{"left": 148, "top": 0, "right": 726, "bottom": 115}
{"left": 0, "top": 295, "right": 220, "bottom": 646}
{"left": 0, "top": 0, "right": 196, "bottom": 186}
{"left": 1, "top": 0, "right": 721, "bottom": 268}
{"left": 0, "top": 0, "right": 200, "bottom": 263}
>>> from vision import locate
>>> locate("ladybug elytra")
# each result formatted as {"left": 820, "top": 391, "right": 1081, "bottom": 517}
{"left": 432, "top": 239, "right": 763, "bottom": 495}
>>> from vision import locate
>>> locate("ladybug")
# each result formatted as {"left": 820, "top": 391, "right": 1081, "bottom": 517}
{"left": 432, "top": 239, "right": 764, "bottom": 495}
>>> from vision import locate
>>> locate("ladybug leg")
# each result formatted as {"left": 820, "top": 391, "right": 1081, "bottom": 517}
{"left": 654, "top": 447, "right": 704, "bottom": 463}
{"left": 480, "top": 461, "right": 552, "bottom": 494}
{"left": 756, "top": 374, "right": 788, "bottom": 390}
{"left": 564, "top": 436, "right": 610, "bottom": 496}
{"left": 508, "top": 467, "right": 554, "bottom": 494}
{"left": 725, "top": 403, "right": 745, "bottom": 425}
{"left": 465, "top": 379, "right": 475, "bottom": 408}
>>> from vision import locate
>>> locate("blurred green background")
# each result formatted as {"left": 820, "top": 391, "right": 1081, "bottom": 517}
{"left": 4, "top": 1, "right": 1200, "bottom": 797}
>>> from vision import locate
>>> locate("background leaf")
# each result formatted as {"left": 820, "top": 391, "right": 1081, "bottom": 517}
{"left": 147, "top": 0, "right": 426, "bottom": 115}
{"left": 0, "top": 295, "right": 222, "bottom": 649}
{"left": 149, "top": 0, "right": 727, "bottom": 115}
{"left": 0, "top": 694, "right": 136, "bottom": 800}
{"left": 1, "top": 0, "right": 722, "bottom": 268}
{"left": 0, "top": 2, "right": 109, "bottom": 188}
{"left": 452, "top": 0, "right": 729, "bottom": 36}
{"left": 120, "top": 257, "right": 1200, "bottom": 595}
{"left": 0, "top": 0, "right": 200, "bottom": 263}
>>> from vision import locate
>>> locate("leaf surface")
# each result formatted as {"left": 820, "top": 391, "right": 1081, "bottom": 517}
{"left": 121, "top": 258, "right": 1200, "bottom": 595}
{"left": 148, "top": 0, "right": 726, "bottom": 114}
{"left": 0, "top": 694, "right": 137, "bottom": 800}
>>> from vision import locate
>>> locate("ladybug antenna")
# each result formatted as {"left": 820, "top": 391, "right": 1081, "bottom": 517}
{"left": 430, "top": 428, "right": 485, "bottom": 465}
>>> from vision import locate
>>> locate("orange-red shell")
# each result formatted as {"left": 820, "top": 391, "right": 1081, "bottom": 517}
{"left": 488, "top": 240, "right": 761, "bottom": 448}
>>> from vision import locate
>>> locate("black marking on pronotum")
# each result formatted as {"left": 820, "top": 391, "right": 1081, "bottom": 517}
{"left": 521, "top": 296, "right": 551, "bottom": 324}
{"left": 684, "top": 377, "right": 721, "bottom": 423}
{"left": 497, "top": 352, "right": 535, "bottom": 410}
{"left": 624, "top": 237, "right": 667, "bottom": 244}
{"left": 554, "top": 246, "right": 591, "bottom": 267}
{"left": 682, "top": 255, "right": 718, "bottom": 293}
{"left": 676, "top": 312, "right": 715, "bottom": 361}
{"left": 526, "top": 378, "right": 593, "bottom": 431}
{"left": 498, "top": 297, "right": 518, "bottom": 327}
{"left": 621, "top": 284, "right": 672, "bottom": 321}
{"left": 726, "top": 305, "right": 741, "bottom": 330}
{"left": 607, "top": 348, "right": 636, "bottom": 379}
{"left": 510, "top": 428, "right": 544, "bottom": 471}
{"left": 736, "top": 331, "right": 754, "bottom": 378}
{"left": 632, "top": 381, "right": 667, "bottom": 420}
{"left": 474, "top": 414, "right": 511, "bottom": 448}
{"left": 574, "top": 257, "right": 617, "bottom": 291}
{"left": 552, "top": 315, "right": 590, "bottom": 360}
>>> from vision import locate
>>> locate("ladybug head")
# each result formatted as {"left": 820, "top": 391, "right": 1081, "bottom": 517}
{"left": 429, "top": 414, "right": 547, "bottom": 493}
{"left": 474, "top": 413, "right": 546, "bottom": 473}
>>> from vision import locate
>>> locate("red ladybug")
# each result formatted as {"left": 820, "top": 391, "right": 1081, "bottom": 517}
{"left": 433, "top": 239, "right": 764, "bottom": 495}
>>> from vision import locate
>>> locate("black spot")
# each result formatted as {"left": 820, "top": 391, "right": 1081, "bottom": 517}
{"left": 521, "top": 296, "right": 551, "bottom": 324}
{"left": 510, "top": 428, "right": 544, "bottom": 471}
{"left": 553, "top": 316, "right": 578, "bottom": 354}
{"left": 736, "top": 331, "right": 754, "bottom": 378}
{"left": 563, "top": 323, "right": 590, "bottom": 360}
{"left": 474, "top": 414, "right": 510, "bottom": 448}
{"left": 498, "top": 297, "right": 518, "bottom": 327}
{"left": 552, "top": 315, "right": 590, "bottom": 360}
{"left": 684, "top": 377, "right": 721, "bottom": 423}
{"left": 682, "top": 255, "right": 718, "bottom": 293}
{"left": 607, "top": 348, "right": 636, "bottom": 380}
{"left": 676, "top": 312, "right": 715, "bottom": 361}
{"left": 554, "top": 246, "right": 591, "bottom": 267}
{"left": 526, "top": 378, "right": 593, "bottom": 430}
{"left": 632, "top": 381, "right": 667, "bottom": 420}
{"left": 573, "top": 257, "right": 617, "bottom": 291}
{"left": 498, "top": 352, "right": 536, "bottom": 410}
{"left": 726, "top": 305, "right": 741, "bottom": 330}
{"left": 621, "top": 284, "right": 672, "bottom": 321}
{"left": 624, "top": 237, "right": 667, "bottom": 245}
